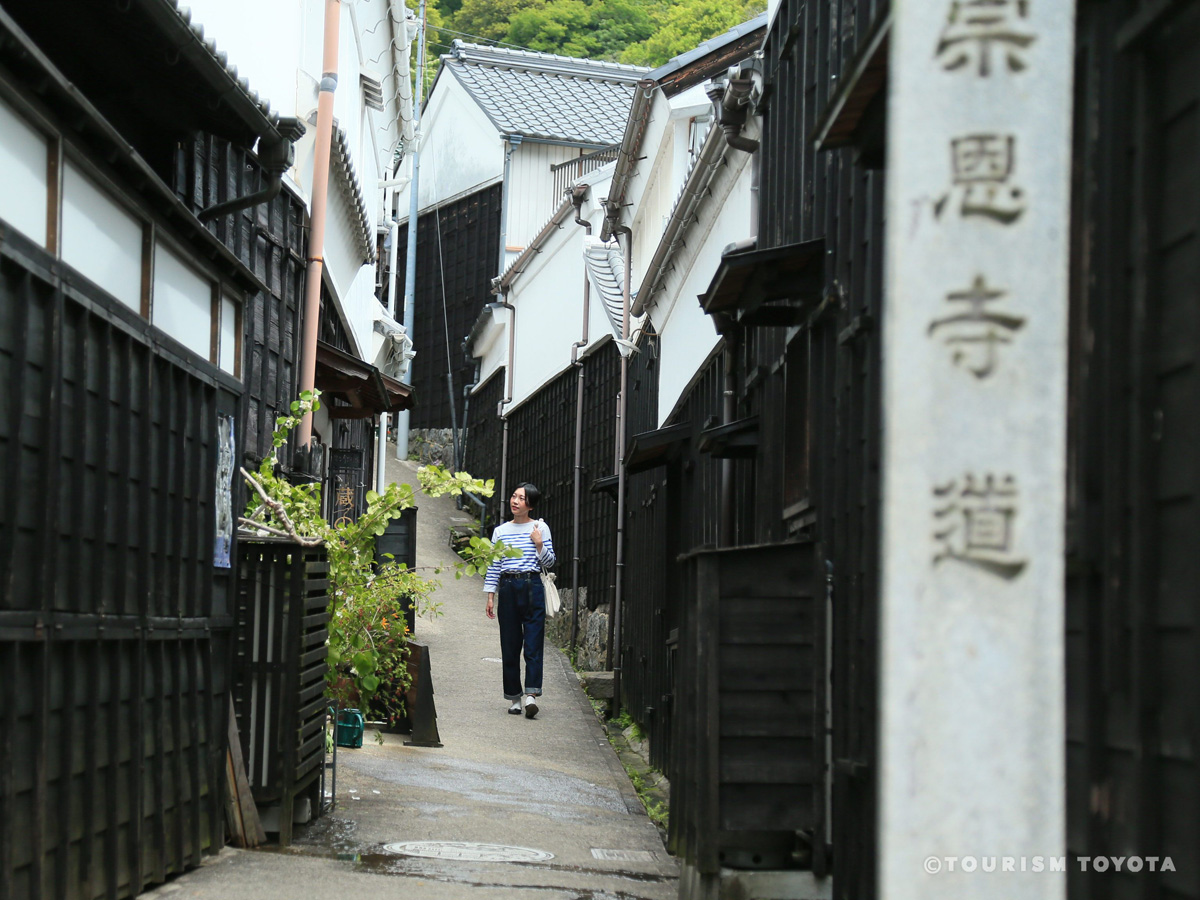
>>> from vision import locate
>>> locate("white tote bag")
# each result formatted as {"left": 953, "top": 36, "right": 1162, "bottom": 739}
{"left": 539, "top": 564, "right": 561, "bottom": 617}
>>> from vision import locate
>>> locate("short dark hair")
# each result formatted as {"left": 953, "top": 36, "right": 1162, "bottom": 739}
{"left": 516, "top": 482, "right": 541, "bottom": 510}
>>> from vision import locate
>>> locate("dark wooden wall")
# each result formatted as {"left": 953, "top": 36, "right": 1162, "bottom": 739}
{"left": 397, "top": 184, "right": 503, "bottom": 431}
{"left": 1066, "top": 3, "right": 1200, "bottom": 897}
{"left": 500, "top": 339, "right": 621, "bottom": 603}
{"left": 0, "top": 224, "right": 236, "bottom": 900}
{"left": 462, "top": 368, "right": 506, "bottom": 526}
{"left": 174, "top": 138, "right": 376, "bottom": 518}
{"left": 173, "top": 138, "right": 305, "bottom": 470}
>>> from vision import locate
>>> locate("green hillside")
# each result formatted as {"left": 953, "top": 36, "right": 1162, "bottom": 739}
{"left": 412, "top": 0, "right": 764, "bottom": 78}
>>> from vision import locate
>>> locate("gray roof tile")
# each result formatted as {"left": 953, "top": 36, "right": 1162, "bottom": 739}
{"left": 443, "top": 41, "right": 649, "bottom": 145}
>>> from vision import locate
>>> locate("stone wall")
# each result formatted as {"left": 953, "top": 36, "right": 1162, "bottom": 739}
{"left": 546, "top": 587, "right": 610, "bottom": 672}
{"left": 405, "top": 428, "right": 456, "bottom": 466}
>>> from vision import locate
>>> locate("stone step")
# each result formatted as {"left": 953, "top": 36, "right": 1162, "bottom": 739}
{"left": 579, "top": 670, "right": 614, "bottom": 700}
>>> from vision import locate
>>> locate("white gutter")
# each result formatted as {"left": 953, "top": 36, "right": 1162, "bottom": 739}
{"left": 387, "top": 0, "right": 417, "bottom": 145}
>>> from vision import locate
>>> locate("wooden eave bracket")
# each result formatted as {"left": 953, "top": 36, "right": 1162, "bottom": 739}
{"left": 590, "top": 474, "right": 620, "bottom": 500}
{"left": 699, "top": 238, "right": 826, "bottom": 333}
{"left": 697, "top": 416, "right": 759, "bottom": 459}
{"left": 625, "top": 422, "right": 693, "bottom": 474}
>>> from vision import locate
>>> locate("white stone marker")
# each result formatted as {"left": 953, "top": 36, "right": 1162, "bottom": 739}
{"left": 880, "top": 2, "right": 1073, "bottom": 898}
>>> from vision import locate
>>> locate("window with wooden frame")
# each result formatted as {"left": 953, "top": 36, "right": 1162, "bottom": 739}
{"left": 0, "top": 86, "right": 243, "bottom": 378}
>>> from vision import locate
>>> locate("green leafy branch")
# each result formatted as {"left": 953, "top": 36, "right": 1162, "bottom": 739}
{"left": 239, "top": 391, "right": 516, "bottom": 713}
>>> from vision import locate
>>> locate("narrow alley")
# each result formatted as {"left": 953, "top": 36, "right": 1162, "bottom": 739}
{"left": 138, "top": 454, "right": 677, "bottom": 900}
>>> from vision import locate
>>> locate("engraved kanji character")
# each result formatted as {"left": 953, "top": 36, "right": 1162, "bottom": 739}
{"left": 928, "top": 275, "right": 1026, "bottom": 378}
{"left": 936, "top": 0, "right": 1037, "bottom": 77}
{"left": 933, "top": 474, "right": 1027, "bottom": 579}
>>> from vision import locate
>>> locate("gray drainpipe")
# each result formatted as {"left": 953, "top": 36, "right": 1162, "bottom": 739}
{"left": 493, "top": 294, "right": 516, "bottom": 522}
{"left": 569, "top": 184, "right": 592, "bottom": 654}
{"left": 198, "top": 126, "right": 301, "bottom": 222}
{"left": 609, "top": 225, "right": 632, "bottom": 716}
{"left": 458, "top": 343, "right": 481, "bottom": 474}
{"left": 721, "top": 330, "right": 740, "bottom": 547}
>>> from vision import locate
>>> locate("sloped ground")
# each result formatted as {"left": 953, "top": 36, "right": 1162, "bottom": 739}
{"left": 140, "top": 453, "right": 677, "bottom": 900}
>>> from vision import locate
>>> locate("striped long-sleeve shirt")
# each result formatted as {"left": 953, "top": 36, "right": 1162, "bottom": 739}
{"left": 483, "top": 519, "right": 555, "bottom": 592}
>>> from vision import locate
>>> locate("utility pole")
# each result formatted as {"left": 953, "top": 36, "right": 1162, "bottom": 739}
{"left": 396, "top": 0, "right": 426, "bottom": 460}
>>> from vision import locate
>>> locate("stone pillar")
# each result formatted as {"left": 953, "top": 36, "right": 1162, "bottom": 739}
{"left": 879, "top": 3, "right": 1074, "bottom": 898}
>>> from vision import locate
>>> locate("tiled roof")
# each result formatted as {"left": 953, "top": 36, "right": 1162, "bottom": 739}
{"left": 169, "top": 1, "right": 302, "bottom": 141}
{"left": 442, "top": 41, "right": 650, "bottom": 145}
{"left": 331, "top": 124, "right": 376, "bottom": 264}
{"left": 583, "top": 237, "right": 643, "bottom": 352}
{"left": 647, "top": 13, "right": 767, "bottom": 85}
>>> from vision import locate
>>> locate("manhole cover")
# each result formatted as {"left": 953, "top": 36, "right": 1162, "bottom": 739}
{"left": 383, "top": 841, "right": 555, "bottom": 863}
{"left": 591, "top": 849, "right": 656, "bottom": 862}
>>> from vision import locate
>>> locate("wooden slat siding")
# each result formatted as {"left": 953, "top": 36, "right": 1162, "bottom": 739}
{"left": 580, "top": 345, "right": 620, "bottom": 607}
{"left": 81, "top": 640, "right": 97, "bottom": 896}
{"left": 0, "top": 220, "right": 237, "bottom": 898}
{"left": 1064, "top": 5, "right": 1200, "bottom": 898}
{"left": 697, "top": 552, "right": 720, "bottom": 875}
{"left": 496, "top": 340, "right": 621, "bottom": 605}
{"left": 0, "top": 256, "right": 29, "bottom": 608}
{"left": 396, "top": 183, "right": 504, "bottom": 431}
{"left": 461, "top": 370, "right": 504, "bottom": 524}
{"left": 176, "top": 139, "right": 305, "bottom": 469}
{"left": 231, "top": 541, "right": 329, "bottom": 844}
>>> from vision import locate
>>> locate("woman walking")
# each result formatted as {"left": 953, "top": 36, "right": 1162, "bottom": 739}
{"left": 484, "top": 483, "right": 555, "bottom": 718}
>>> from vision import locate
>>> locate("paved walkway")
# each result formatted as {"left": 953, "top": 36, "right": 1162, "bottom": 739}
{"left": 143, "top": 453, "right": 677, "bottom": 900}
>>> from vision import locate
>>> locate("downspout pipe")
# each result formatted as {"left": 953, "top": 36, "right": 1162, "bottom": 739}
{"left": 569, "top": 184, "right": 592, "bottom": 654}
{"left": 297, "top": 0, "right": 341, "bottom": 450}
{"left": 721, "top": 330, "right": 740, "bottom": 546}
{"left": 609, "top": 224, "right": 632, "bottom": 716}
{"left": 458, "top": 343, "right": 481, "bottom": 474}
{"left": 376, "top": 183, "right": 403, "bottom": 493}
{"left": 396, "top": 0, "right": 427, "bottom": 461}
{"left": 198, "top": 128, "right": 299, "bottom": 222}
{"left": 493, "top": 295, "right": 516, "bottom": 522}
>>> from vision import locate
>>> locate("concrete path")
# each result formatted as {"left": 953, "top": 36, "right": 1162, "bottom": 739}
{"left": 142, "top": 453, "right": 677, "bottom": 900}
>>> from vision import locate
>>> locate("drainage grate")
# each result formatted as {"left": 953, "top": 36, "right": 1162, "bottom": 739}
{"left": 591, "top": 849, "right": 657, "bottom": 862}
{"left": 384, "top": 841, "right": 555, "bottom": 863}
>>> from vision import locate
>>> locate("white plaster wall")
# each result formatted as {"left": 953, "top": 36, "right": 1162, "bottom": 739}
{"left": 396, "top": 75, "right": 502, "bottom": 219}
{"left": 184, "top": 0, "right": 407, "bottom": 363}
{"left": 508, "top": 221, "right": 588, "bottom": 407}
{"left": 470, "top": 305, "right": 510, "bottom": 391}
{"left": 472, "top": 165, "right": 615, "bottom": 409}
{"left": 506, "top": 142, "right": 580, "bottom": 251}
{"left": 644, "top": 138, "right": 754, "bottom": 425}
{"left": 625, "top": 84, "right": 711, "bottom": 288}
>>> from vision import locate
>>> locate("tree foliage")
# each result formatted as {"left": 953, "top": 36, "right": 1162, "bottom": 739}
{"left": 620, "top": 0, "right": 764, "bottom": 67}
{"left": 410, "top": 0, "right": 761, "bottom": 73}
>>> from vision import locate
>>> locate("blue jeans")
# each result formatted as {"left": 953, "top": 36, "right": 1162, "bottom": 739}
{"left": 497, "top": 575, "right": 545, "bottom": 700}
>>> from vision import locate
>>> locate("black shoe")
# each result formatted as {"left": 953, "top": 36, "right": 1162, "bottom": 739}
{"left": 523, "top": 695, "right": 539, "bottom": 719}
